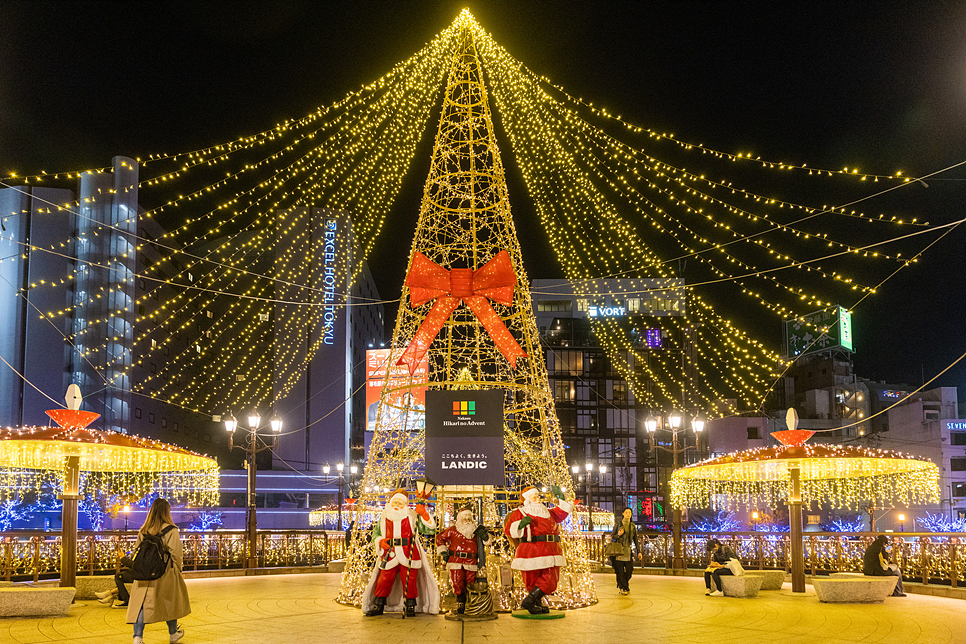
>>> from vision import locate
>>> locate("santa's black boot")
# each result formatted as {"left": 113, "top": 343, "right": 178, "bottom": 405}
{"left": 520, "top": 588, "right": 548, "bottom": 614}
{"left": 404, "top": 598, "right": 416, "bottom": 617}
{"left": 456, "top": 593, "right": 466, "bottom": 614}
{"left": 364, "top": 596, "right": 386, "bottom": 617}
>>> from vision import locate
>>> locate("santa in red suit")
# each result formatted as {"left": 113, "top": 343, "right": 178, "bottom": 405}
{"left": 504, "top": 485, "right": 573, "bottom": 614}
{"left": 362, "top": 489, "right": 440, "bottom": 617}
{"left": 435, "top": 507, "right": 489, "bottom": 614}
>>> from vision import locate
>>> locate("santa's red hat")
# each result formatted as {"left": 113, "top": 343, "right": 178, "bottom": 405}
{"left": 388, "top": 489, "right": 409, "bottom": 505}
{"left": 520, "top": 486, "right": 540, "bottom": 503}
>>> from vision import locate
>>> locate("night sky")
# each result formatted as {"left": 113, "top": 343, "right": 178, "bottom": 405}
{"left": 2, "top": 1, "right": 965, "bottom": 394}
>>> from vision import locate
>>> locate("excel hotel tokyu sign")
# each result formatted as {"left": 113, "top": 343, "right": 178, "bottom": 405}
{"left": 424, "top": 389, "right": 505, "bottom": 486}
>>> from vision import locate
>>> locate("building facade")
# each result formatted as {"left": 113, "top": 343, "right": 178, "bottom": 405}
{"left": 530, "top": 277, "right": 700, "bottom": 528}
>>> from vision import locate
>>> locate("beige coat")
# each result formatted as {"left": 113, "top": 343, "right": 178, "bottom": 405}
{"left": 125, "top": 524, "right": 191, "bottom": 624}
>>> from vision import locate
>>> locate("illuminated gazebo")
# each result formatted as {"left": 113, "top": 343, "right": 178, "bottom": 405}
{"left": 670, "top": 409, "right": 940, "bottom": 592}
{"left": 0, "top": 391, "right": 218, "bottom": 587}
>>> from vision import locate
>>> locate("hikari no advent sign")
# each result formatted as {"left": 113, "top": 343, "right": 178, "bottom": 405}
{"left": 424, "top": 389, "right": 504, "bottom": 486}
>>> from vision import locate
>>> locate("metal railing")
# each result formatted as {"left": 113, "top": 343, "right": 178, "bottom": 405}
{"left": 597, "top": 531, "right": 965, "bottom": 587}
{"left": 0, "top": 530, "right": 346, "bottom": 582}
{"left": 4, "top": 529, "right": 962, "bottom": 588}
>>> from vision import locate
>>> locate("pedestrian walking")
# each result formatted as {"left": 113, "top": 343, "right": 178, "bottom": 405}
{"left": 609, "top": 508, "right": 640, "bottom": 595}
{"left": 126, "top": 498, "right": 190, "bottom": 644}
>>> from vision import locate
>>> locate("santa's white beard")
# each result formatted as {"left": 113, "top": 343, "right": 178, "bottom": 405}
{"left": 522, "top": 500, "right": 551, "bottom": 519}
{"left": 383, "top": 505, "right": 409, "bottom": 523}
{"left": 454, "top": 516, "right": 477, "bottom": 540}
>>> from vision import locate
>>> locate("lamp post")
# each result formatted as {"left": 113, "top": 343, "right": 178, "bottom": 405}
{"left": 123, "top": 504, "right": 130, "bottom": 531}
{"left": 323, "top": 463, "right": 356, "bottom": 530}
{"left": 571, "top": 462, "right": 607, "bottom": 532}
{"left": 645, "top": 410, "right": 705, "bottom": 570}
{"left": 898, "top": 513, "right": 905, "bottom": 533}
{"left": 226, "top": 409, "right": 282, "bottom": 569}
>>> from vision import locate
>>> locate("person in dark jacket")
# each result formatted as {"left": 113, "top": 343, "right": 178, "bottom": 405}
{"left": 704, "top": 538, "right": 736, "bottom": 596}
{"left": 609, "top": 508, "right": 641, "bottom": 595}
{"left": 863, "top": 535, "right": 906, "bottom": 596}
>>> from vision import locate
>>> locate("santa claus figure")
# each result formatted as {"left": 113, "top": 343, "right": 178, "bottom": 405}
{"left": 504, "top": 485, "right": 573, "bottom": 614}
{"left": 435, "top": 507, "right": 490, "bottom": 614}
{"left": 362, "top": 489, "right": 440, "bottom": 617}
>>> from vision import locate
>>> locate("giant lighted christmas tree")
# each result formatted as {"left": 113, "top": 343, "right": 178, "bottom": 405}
{"left": 336, "top": 14, "right": 597, "bottom": 610}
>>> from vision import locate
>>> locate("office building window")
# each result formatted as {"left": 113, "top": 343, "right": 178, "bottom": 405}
{"left": 538, "top": 300, "right": 572, "bottom": 312}
{"left": 748, "top": 427, "right": 761, "bottom": 440}
{"left": 951, "top": 458, "right": 966, "bottom": 472}
{"left": 554, "top": 380, "right": 574, "bottom": 402}
{"left": 613, "top": 382, "right": 628, "bottom": 405}
{"left": 553, "top": 350, "right": 583, "bottom": 375}
{"left": 951, "top": 433, "right": 966, "bottom": 446}
{"left": 954, "top": 482, "right": 966, "bottom": 498}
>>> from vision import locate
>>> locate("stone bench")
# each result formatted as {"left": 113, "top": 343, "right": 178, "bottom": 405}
{"left": 73, "top": 575, "right": 118, "bottom": 600}
{"left": 720, "top": 574, "right": 763, "bottom": 598}
{"left": 812, "top": 577, "right": 898, "bottom": 603}
{"left": 0, "top": 587, "right": 76, "bottom": 617}
{"left": 744, "top": 570, "right": 787, "bottom": 590}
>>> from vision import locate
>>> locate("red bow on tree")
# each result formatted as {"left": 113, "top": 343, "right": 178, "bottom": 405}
{"left": 396, "top": 250, "right": 527, "bottom": 373}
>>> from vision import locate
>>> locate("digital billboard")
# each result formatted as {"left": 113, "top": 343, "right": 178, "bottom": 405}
{"left": 365, "top": 349, "right": 428, "bottom": 432}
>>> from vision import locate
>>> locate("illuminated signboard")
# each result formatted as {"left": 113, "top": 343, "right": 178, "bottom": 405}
{"left": 321, "top": 218, "right": 338, "bottom": 345}
{"left": 588, "top": 305, "right": 625, "bottom": 317}
{"left": 644, "top": 328, "right": 662, "bottom": 349}
{"left": 881, "top": 390, "right": 908, "bottom": 399}
{"left": 784, "top": 305, "right": 855, "bottom": 358}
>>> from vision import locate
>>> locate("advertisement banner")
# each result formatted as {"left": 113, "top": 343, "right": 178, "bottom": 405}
{"left": 365, "top": 349, "right": 428, "bottom": 432}
{"left": 424, "top": 389, "right": 505, "bottom": 486}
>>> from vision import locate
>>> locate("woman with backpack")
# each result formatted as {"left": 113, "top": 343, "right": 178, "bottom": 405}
{"left": 127, "top": 498, "right": 190, "bottom": 644}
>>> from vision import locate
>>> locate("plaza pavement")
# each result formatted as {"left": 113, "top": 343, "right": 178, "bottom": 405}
{"left": 2, "top": 571, "right": 965, "bottom": 644}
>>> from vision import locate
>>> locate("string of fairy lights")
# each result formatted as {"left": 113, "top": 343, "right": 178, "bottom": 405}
{"left": 0, "top": 9, "right": 955, "bottom": 426}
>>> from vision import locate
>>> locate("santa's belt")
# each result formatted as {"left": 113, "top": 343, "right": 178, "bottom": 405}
{"left": 449, "top": 552, "right": 477, "bottom": 560}
{"left": 388, "top": 538, "right": 412, "bottom": 546}
{"left": 520, "top": 535, "right": 561, "bottom": 543}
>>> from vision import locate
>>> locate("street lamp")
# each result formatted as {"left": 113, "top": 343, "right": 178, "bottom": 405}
{"left": 226, "top": 409, "right": 282, "bottom": 568}
{"left": 645, "top": 410, "right": 705, "bottom": 569}
{"left": 123, "top": 504, "right": 130, "bottom": 531}
{"left": 898, "top": 513, "right": 905, "bottom": 532}
{"left": 322, "top": 463, "right": 355, "bottom": 530}
{"left": 571, "top": 462, "right": 606, "bottom": 532}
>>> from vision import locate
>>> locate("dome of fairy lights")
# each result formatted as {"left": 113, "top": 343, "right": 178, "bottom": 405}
{"left": 670, "top": 430, "right": 940, "bottom": 511}
{"left": 0, "top": 409, "right": 219, "bottom": 507}
{"left": 0, "top": 422, "right": 217, "bottom": 474}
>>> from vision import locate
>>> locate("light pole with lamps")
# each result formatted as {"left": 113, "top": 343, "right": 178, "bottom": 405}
{"left": 571, "top": 462, "right": 607, "bottom": 532}
{"left": 645, "top": 410, "right": 704, "bottom": 569}
{"left": 225, "top": 409, "right": 282, "bottom": 569}
{"left": 123, "top": 504, "right": 130, "bottom": 531}
{"left": 322, "top": 463, "right": 358, "bottom": 530}
{"left": 898, "top": 513, "right": 905, "bottom": 532}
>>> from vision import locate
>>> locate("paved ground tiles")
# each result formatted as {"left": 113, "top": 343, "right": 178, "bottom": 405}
{"left": 1, "top": 572, "right": 963, "bottom": 644}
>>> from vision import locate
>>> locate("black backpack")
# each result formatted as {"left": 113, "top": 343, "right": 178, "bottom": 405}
{"left": 129, "top": 524, "right": 176, "bottom": 581}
